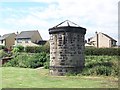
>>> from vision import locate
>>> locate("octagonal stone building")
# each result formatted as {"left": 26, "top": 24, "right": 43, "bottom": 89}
{"left": 49, "top": 20, "right": 86, "bottom": 76}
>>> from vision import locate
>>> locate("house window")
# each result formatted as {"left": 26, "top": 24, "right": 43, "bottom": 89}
{"left": 17, "top": 39, "right": 22, "bottom": 43}
{"left": 58, "top": 34, "right": 62, "bottom": 39}
{"left": 25, "top": 38, "right": 31, "bottom": 43}
{"left": 25, "top": 39, "right": 29, "bottom": 43}
{"left": 112, "top": 41, "right": 116, "bottom": 46}
{"left": 1, "top": 40, "right": 3, "bottom": 44}
{"left": 25, "top": 40, "right": 28, "bottom": 43}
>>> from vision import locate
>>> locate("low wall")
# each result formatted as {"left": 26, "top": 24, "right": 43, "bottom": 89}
{"left": 0, "top": 57, "right": 12, "bottom": 66}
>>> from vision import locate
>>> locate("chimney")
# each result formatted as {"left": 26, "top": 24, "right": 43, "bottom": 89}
{"left": 17, "top": 31, "right": 19, "bottom": 35}
{"left": 95, "top": 31, "right": 99, "bottom": 48}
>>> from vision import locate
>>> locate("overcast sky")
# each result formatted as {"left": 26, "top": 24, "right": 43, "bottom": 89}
{"left": 0, "top": 0, "right": 119, "bottom": 42}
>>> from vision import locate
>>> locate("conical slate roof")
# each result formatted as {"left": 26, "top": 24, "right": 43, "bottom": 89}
{"left": 53, "top": 20, "right": 80, "bottom": 28}
{"left": 49, "top": 20, "right": 86, "bottom": 34}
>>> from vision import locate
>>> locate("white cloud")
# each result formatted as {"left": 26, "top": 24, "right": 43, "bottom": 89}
{"left": 0, "top": 28, "right": 16, "bottom": 36}
{"left": 0, "top": 0, "right": 119, "bottom": 41}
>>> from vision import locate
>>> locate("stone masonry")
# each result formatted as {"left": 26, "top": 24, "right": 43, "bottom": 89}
{"left": 49, "top": 20, "right": 86, "bottom": 76}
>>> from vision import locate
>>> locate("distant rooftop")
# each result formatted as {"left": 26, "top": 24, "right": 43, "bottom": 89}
{"left": 16, "top": 30, "right": 39, "bottom": 39}
{"left": 101, "top": 33, "right": 117, "bottom": 42}
{"left": 0, "top": 33, "right": 15, "bottom": 40}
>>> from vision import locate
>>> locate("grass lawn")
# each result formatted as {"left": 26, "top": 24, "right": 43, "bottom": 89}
{"left": 1, "top": 67, "right": 118, "bottom": 88}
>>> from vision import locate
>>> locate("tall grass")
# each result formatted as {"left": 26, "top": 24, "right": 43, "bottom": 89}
{"left": 81, "top": 56, "right": 118, "bottom": 76}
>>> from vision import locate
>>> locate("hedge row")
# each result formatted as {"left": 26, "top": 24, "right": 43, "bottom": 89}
{"left": 85, "top": 47, "right": 120, "bottom": 56}
{"left": 25, "top": 46, "right": 50, "bottom": 53}
{"left": 14, "top": 45, "right": 119, "bottom": 55}
{"left": 14, "top": 44, "right": 50, "bottom": 53}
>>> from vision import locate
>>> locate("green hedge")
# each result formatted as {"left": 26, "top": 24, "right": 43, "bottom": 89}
{"left": 15, "top": 45, "right": 24, "bottom": 52}
{"left": 85, "top": 47, "right": 119, "bottom": 56}
{"left": 24, "top": 46, "right": 119, "bottom": 55}
{"left": 25, "top": 46, "right": 42, "bottom": 53}
{"left": 25, "top": 45, "right": 50, "bottom": 53}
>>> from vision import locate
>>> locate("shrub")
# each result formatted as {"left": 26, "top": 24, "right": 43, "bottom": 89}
{"left": 15, "top": 45, "right": 24, "bottom": 52}
{"left": 4, "top": 52, "right": 50, "bottom": 68}
{"left": 25, "top": 45, "right": 50, "bottom": 53}
{"left": 81, "top": 56, "right": 118, "bottom": 76}
{"left": 0, "top": 45, "right": 6, "bottom": 50}
{"left": 12, "top": 48, "right": 20, "bottom": 53}
{"left": 11, "top": 47, "right": 20, "bottom": 57}
{"left": 43, "top": 54, "right": 50, "bottom": 69}
{"left": 25, "top": 46, "right": 35, "bottom": 53}
{"left": 43, "top": 41, "right": 50, "bottom": 53}
{"left": 0, "top": 50, "right": 9, "bottom": 58}
{"left": 85, "top": 47, "right": 119, "bottom": 56}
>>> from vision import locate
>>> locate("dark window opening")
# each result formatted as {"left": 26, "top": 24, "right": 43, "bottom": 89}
{"left": 78, "top": 51, "right": 81, "bottom": 54}
{"left": 60, "top": 63, "right": 65, "bottom": 65}
{"left": 58, "top": 69, "right": 62, "bottom": 72}
{"left": 52, "top": 57, "right": 55, "bottom": 59}
{"left": 1, "top": 40, "right": 3, "bottom": 44}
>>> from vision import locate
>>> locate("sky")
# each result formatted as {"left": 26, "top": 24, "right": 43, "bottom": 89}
{"left": 0, "top": 0, "right": 119, "bottom": 43}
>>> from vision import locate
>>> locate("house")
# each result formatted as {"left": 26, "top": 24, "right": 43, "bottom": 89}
{"left": 15, "top": 30, "right": 43, "bottom": 47}
{"left": 87, "top": 32, "right": 117, "bottom": 48}
{"left": 0, "top": 33, "right": 16, "bottom": 49}
{"left": 36, "top": 40, "right": 47, "bottom": 45}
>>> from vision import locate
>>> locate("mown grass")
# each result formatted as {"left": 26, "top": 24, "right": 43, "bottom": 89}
{"left": 2, "top": 67, "right": 118, "bottom": 88}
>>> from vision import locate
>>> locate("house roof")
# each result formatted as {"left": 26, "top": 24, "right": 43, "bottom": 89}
{"left": 16, "top": 30, "right": 39, "bottom": 39}
{"left": 88, "top": 32, "right": 117, "bottom": 42}
{"left": 0, "top": 33, "right": 15, "bottom": 40}
{"left": 88, "top": 37, "right": 94, "bottom": 40}
{"left": 101, "top": 33, "right": 117, "bottom": 42}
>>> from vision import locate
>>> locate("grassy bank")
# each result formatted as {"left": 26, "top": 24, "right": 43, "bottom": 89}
{"left": 82, "top": 55, "right": 118, "bottom": 76}
{"left": 2, "top": 67, "right": 118, "bottom": 88}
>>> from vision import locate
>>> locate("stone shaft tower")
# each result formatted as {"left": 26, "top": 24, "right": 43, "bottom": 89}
{"left": 49, "top": 20, "right": 86, "bottom": 75}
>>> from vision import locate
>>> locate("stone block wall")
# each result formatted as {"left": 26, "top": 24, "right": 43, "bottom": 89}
{"left": 49, "top": 32, "right": 85, "bottom": 75}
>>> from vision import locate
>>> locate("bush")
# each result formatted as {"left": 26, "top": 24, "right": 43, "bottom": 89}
{"left": 0, "top": 45, "right": 6, "bottom": 50}
{"left": 4, "top": 52, "right": 50, "bottom": 68}
{"left": 43, "top": 54, "right": 50, "bottom": 69}
{"left": 25, "top": 45, "right": 50, "bottom": 53}
{"left": 25, "top": 46, "right": 43, "bottom": 53}
{"left": 25, "top": 46, "right": 34, "bottom": 53}
{"left": 85, "top": 47, "right": 119, "bottom": 56}
{"left": 81, "top": 56, "right": 118, "bottom": 76}
{"left": 15, "top": 45, "right": 24, "bottom": 52}
{"left": 43, "top": 41, "right": 50, "bottom": 53}
{"left": 0, "top": 50, "right": 9, "bottom": 58}
{"left": 12, "top": 48, "right": 19, "bottom": 53}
